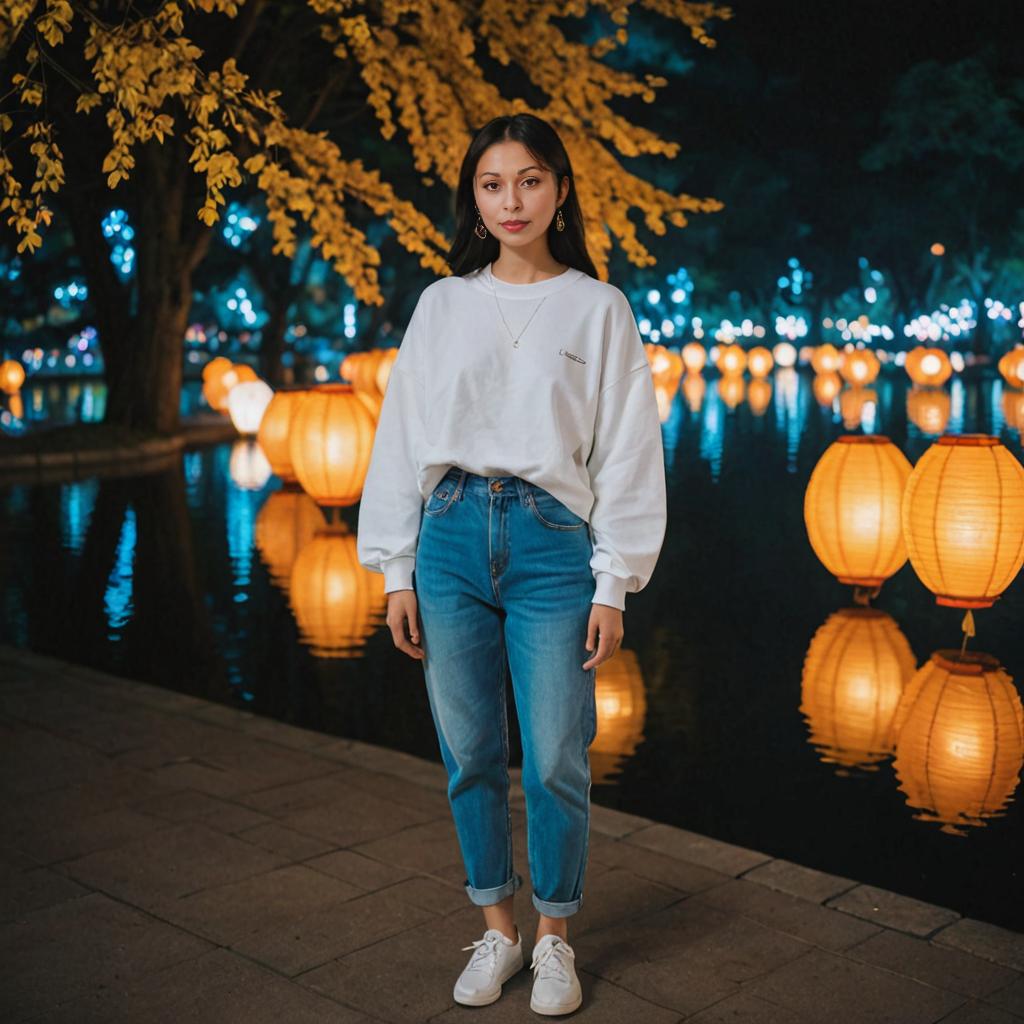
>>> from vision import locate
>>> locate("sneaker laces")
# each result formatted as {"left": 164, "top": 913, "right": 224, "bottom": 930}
{"left": 530, "top": 937, "right": 574, "bottom": 983}
{"left": 461, "top": 932, "right": 504, "bottom": 975}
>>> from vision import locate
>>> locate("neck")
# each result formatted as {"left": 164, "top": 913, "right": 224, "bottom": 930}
{"left": 490, "top": 245, "right": 568, "bottom": 284}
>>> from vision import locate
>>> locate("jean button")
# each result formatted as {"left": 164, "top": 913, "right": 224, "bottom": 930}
{"left": 490, "top": 480, "right": 503, "bottom": 492}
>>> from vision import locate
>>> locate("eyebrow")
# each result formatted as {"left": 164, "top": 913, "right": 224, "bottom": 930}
{"left": 478, "top": 165, "right": 544, "bottom": 179}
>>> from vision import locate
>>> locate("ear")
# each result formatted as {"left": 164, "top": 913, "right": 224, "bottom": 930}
{"left": 559, "top": 175, "right": 570, "bottom": 205}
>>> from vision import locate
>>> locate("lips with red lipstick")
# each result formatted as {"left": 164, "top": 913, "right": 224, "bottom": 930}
{"left": 500, "top": 220, "right": 529, "bottom": 231}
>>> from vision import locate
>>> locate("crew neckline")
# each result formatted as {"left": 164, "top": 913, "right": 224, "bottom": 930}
{"left": 476, "top": 261, "right": 584, "bottom": 299}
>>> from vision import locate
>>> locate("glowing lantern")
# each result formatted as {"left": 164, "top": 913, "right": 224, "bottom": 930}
{"left": 0, "top": 360, "right": 26, "bottom": 394}
{"left": 839, "top": 348, "right": 880, "bottom": 386}
{"left": 204, "top": 362, "right": 258, "bottom": 412}
{"left": 905, "top": 346, "right": 952, "bottom": 387}
{"left": 800, "top": 608, "right": 917, "bottom": 770}
{"left": 289, "top": 526, "right": 387, "bottom": 657}
{"left": 229, "top": 440, "right": 272, "bottom": 490}
{"left": 681, "top": 372, "right": 705, "bottom": 413}
{"left": 8, "top": 392, "right": 24, "bottom": 419}
{"left": 590, "top": 647, "right": 647, "bottom": 785}
{"left": 645, "top": 343, "right": 672, "bottom": 376}
{"left": 1002, "top": 388, "right": 1024, "bottom": 433}
{"left": 997, "top": 348, "right": 1024, "bottom": 388}
{"left": 354, "top": 388, "right": 383, "bottom": 422}
{"left": 227, "top": 378, "right": 274, "bottom": 435}
{"left": 682, "top": 342, "right": 707, "bottom": 374}
{"left": 202, "top": 355, "right": 232, "bottom": 383}
{"left": 813, "top": 372, "right": 841, "bottom": 407}
{"left": 717, "top": 374, "right": 745, "bottom": 410}
{"left": 906, "top": 387, "right": 950, "bottom": 436}
{"left": 892, "top": 650, "right": 1024, "bottom": 835}
{"left": 256, "top": 487, "right": 333, "bottom": 594}
{"left": 901, "top": 435, "right": 1024, "bottom": 608}
{"left": 804, "top": 435, "right": 912, "bottom": 587}
{"left": 257, "top": 388, "right": 309, "bottom": 482}
{"left": 747, "top": 346, "right": 774, "bottom": 378}
{"left": 374, "top": 347, "right": 400, "bottom": 394}
{"left": 748, "top": 378, "right": 772, "bottom": 416}
{"left": 716, "top": 344, "right": 747, "bottom": 377}
{"left": 651, "top": 381, "right": 674, "bottom": 423}
{"left": 812, "top": 344, "right": 841, "bottom": 375}
{"left": 773, "top": 341, "right": 797, "bottom": 368}
{"left": 289, "top": 383, "right": 377, "bottom": 507}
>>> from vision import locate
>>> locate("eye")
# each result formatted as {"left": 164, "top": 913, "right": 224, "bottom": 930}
{"left": 483, "top": 177, "right": 540, "bottom": 191}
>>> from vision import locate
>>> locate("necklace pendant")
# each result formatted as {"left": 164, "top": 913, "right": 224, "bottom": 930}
{"left": 513, "top": 338, "right": 519, "bottom": 348}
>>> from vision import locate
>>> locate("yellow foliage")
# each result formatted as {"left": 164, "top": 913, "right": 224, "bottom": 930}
{"left": 0, "top": 0, "right": 730, "bottom": 282}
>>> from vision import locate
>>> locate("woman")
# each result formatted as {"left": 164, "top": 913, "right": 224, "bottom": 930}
{"left": 357, "top": 113, "right": 666, "bottom": 1015}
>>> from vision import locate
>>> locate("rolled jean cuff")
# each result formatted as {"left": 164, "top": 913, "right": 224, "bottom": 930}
{"left": 532, "top": 892, "right": 583, "bottom": 918}
{"left": 465, "top": 872, "right": 523, "bottom": 907}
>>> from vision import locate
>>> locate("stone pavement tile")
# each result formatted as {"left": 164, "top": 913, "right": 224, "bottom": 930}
{"left": 376, "top": 875, "right": 469, "bottom": 917}
{"left": 574, "top": 896, "right": 810, "bottom": 1016}
{"left": 61, "top": 821, "right": 288, "bottom": 908}
{"left": 336, "top": 766, "right": 453, "bottom": 816}
{"left": 588, "top": 832, "right": 730, "bottom": 894}
{"left": 0, "top": 862, "right": 90, "bottom": 923}
{"left": 231, "top": 714, "right": 341, "bottom": 751}
{"left": 844, "top": 927, "right": 1020, "bottom": 1000}
{"left": 0, "top": 720, "right": 115, "bottom": 796}
{"left": 154, "top": 864, "right": 398, "bottom": 975}
{"left": 306, "top": 849, "right": 417, "bottom": 892}
{"left": 741, "top": 858, "right": 857, "bottom": 904}
{"left": 985, "top": 973, "right": 1024, "bottom": 1017}
{"left": 132, "top": 788, "right": 274, "bottom": 833}
{"left": 26, "top": 946, "right": 372, "bottom": 1024}
{"left": 238, "top": 769, "right": 362, "bottom": 815}
{"left": 926, "top": 1000, "right": 1022, "bottom": 1023}
{"left": 568, "top": 867, "right": 687, "bottom": 938}
{"left": 235, "top": 821, "right": 339, "bottom": 861}
{"left": 589, "top": 802, "right": 656, "bottom": 838}
{"left": 690, "top": 878, "right": 882, "bottom": 951}
{"left": 0, "top": 891, "right": 212, "bottom": 1021}
{"left": 686, "top": 990, "right": 814, "bottom": 1023}
{"left": 743, "top": 947, "right": 968, "bottom": 1023}
{"left": 348, "top": 818, "right": 464, "bottom": 873}
{"left": 298, "top": 905, "right": 497, "bottom": 1023}
{"left": 325, "top": 740, "right": 450, "bottom": 793}
{"left": 827, "top": 883, "right": 961, "bottom": 938}
{"left": 935, "top": 919, "right": 1024, "bottom": 973}
{"left": 280, "top": 787, "right": 441, "bottom": 848}
{"left": 623, "top": 823, "right": 772, "bottom": 876}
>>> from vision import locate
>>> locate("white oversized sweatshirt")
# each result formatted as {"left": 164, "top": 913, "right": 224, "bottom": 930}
{"left": 355, "top": 261, "right": 667, "bottom": 610}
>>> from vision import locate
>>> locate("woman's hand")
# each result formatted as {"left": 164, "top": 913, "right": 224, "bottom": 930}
{"left": 583, "top": 603, "right": 623, "bottom": 670}
{"left": 386, "top": 589, "right": 424, "bottom": 660}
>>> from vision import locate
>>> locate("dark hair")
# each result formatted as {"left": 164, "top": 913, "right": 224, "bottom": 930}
{"left": 446, "top": 113, "right": 598, "bottom": 279}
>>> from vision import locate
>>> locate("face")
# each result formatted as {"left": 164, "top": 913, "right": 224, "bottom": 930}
{"left": 473, "top": 139, "right": 570, "bottom": 245}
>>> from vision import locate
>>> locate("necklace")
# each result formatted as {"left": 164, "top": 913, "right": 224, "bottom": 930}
{"left": 486, "top": 263, "right": 550, "bottom": 349}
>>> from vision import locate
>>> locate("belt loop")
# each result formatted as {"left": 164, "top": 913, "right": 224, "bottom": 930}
{"left": 455, "top": 466, "right": 468, "bottom": 500}
{"left": 514, "top": 475, "right": 529, "bottom": 507}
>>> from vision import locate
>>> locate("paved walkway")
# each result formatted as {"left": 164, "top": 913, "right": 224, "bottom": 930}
{"left": 2, "top": 643, "right": 1022, "bottom": 1023}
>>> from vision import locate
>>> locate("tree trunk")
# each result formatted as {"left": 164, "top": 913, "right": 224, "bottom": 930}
{"left": 261, "top": 299, "right": 290, "bottom": 387}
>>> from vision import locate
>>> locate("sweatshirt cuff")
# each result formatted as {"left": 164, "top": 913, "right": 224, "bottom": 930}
{"left": 383, "top": 556, "right": 416, "bottom": 592}
{"left": 592, "top": 572, "right": 627, "bottom": 611}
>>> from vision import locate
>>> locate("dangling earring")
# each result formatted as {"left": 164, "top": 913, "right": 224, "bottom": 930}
{"left": 474, "top": 207, "right": 488, "bottom": 239}
{"left": 555, "top": 207, "right": 565, "bottom": 232}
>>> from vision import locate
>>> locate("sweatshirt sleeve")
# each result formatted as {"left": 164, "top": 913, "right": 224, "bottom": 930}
{"left": 586, "top": 300, "right": 667, "bottom": 610}
{"left": 356, "top": 300, "right": 428, "bottom": 593}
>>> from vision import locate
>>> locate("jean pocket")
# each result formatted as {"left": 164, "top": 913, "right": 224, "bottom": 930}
{"left": 526, "top": 489, "right": 586, "bottom": 530}
{"left": 423, "top": 480, "right": 458, "bottom": 517}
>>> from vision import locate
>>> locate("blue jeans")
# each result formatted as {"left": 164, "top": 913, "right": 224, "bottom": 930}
{"left": 413, "top": 466, "right": 598, "bottom": 917}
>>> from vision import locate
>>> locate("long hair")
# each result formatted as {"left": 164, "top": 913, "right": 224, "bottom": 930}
{"left": 446, "top": 114, "right": 598, "bottom": 279}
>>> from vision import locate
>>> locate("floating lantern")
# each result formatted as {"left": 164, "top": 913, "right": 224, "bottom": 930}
{"left": 681, "top": 372, "right": 705, "bottom": 413}
{"left": 905, "top": 346, "right": 952, "bottom": 387}
{"left": 901, "top": 435, "right": 1024, "bottom": 608}
{"left": 374, "top": 347, "right": 400, "bottom": 394}
{"left": 682, "top": 342, "right": 707, "bottom": 374}
{"left": 289, "top": 383, "right": 377, "bottom": 507}
{"left": 813, "top": 372, "right": 842, "bottom": 407}
{"left": 747, "top": 346, "right": 774, "bottom": 378}
{"left": 590, "top": 647, "right": 647, "bottom": 785}
{"left": 748, "top": 378, "right": 772, "bottom": 416}
{"left": 717, "top": 374, "right": 745, "bottom": 410}
{"left": 227, "top": 378, "right": 274, "bottom": 435}
{"left": 997, "top": 348, "right": 1024, "bottom": 388}
{"left": 255, "top": 487, "right": 325, "bottom": 593}
{"left": 906, "top": 387, "right": 950, "bottom": 436}
{"left": 716, "top": 344, "right": 747, "bottom": 377}
{"left": 800, "top": 608, "right": 917, "bottom": 770}
{"left": 839, "top": 348, "right": 880, "bottom": 386}
{"left": 204, "top": 362, "right": 258, "bottom": 412}
{"left": 892, "top": 650, "right": 1024, "bottom": 834}
{"left": 0, "top": 359, "right": 26, "bottom": 394}
{"left": 1002, "top": 388, "right": 1024, "bottom": 433}
{"left": 257, "top": 388, "right": 309, "bottom": 482}
{"left": 811, "top": 344, "right": 841, "bottom": 375}
{"left": 773, "top": 341, "right": 798, "bottom": 368}
{"left": 804, "top": 435, "right": 912, "bottom": 587}
{"left": 228, "top": 439, "right": 272, "bottom": 490}
{"left": 201, "top": 355, "right": 232, "bottom": 383}
{"left": 289, "top": 526, "right": 387, "bottom": 657}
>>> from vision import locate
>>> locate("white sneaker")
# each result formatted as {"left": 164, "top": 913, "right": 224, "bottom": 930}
{"left": 453, "top": 927, "right": 524, "bottom": 1006}
{"left": 529, "top": 934, "right": 583, "bottom": 1015}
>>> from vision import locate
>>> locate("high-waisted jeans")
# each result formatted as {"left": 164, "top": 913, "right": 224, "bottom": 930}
{"left": 413, "top": 466, "right": 598, "bottom": 917}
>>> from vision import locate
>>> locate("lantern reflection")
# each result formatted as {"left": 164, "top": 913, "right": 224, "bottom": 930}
{"left": 839, "top": 386, "right": 877, "bottom": 431}
{"left": 229, "top": 440, "right": 272, "bottom": 490}
{"left": 747, "top": 377, "right": 772, "bottom": 416}
{"left": 717, "top": 374, "right": 745, "bottom": 410}
{"left": 906, "top": 387, "right": 950, "bottom": 436}
{"left": 800, "top": 608, "right": 917, "bottom": 771}
{"left": 590, "top": 647, "right": 647, "bottom": 785}
{"left": 812, "top": 372, "right": 841, "bottom": 407}
{"left": 892, "top": 650, "right": 1024, "bottom": 835}
{"left": 255, "top": 487, "right": 325, "bottom": 594}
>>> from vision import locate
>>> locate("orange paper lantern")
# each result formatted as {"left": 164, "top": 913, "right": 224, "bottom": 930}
{"left": 0, "top": 359, "right": 26, "bottom": 394}
{"left": 905, "top": 346, "right": 952, "bottom": 387}
{"left": 811, "top": 344, "right": 841, "bottom": 375}
{"left": 257, "top": 388, "right": 310, "bottom": 482}
{"left": 997, "top": 348, "right": 1024, "bottom": 388}
{"left": 747, "top": 346, "right": 774, "bottom": 378}
{"left": 682, "top": 342, "right": 707, "bottom": 374}
{"left": 716, "top": 344, "right": 747, "bottom": 377}
{"left": 901, "top": 435, "right": 1024, "bottom": 608}
{"left": 839, "top": 348, "right": 880, "bottom": 386}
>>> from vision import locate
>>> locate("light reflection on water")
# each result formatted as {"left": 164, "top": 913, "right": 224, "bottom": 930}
{"left": 2, "top": 369, "right": 1023, "bottom": 929}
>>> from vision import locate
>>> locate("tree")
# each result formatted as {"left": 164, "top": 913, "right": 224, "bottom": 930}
{"left": 1, "top": 0, "right": 730, "bottom": 434}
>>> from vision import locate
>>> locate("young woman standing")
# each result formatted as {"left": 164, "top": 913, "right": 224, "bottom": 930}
{"left": 358, "top": 113, "right": 666, "bottom": 1015}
